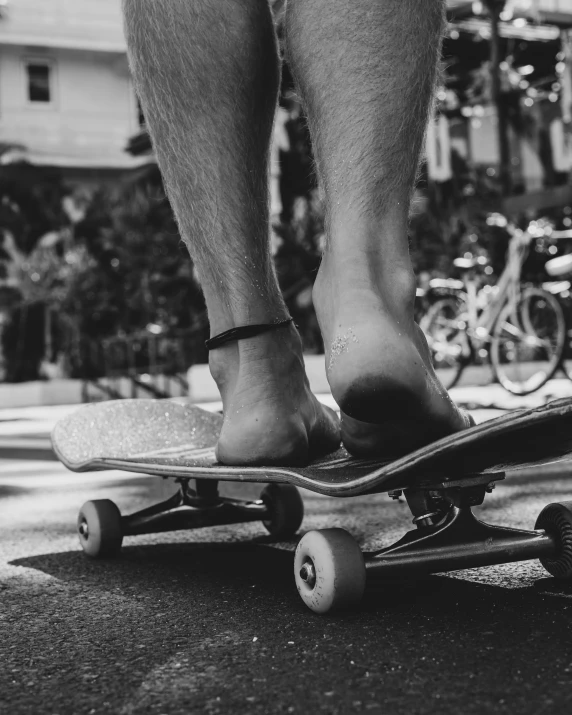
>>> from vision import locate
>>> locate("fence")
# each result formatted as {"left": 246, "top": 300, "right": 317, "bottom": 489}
{"left": 70, "top": 326, "right": 209, "bottom": 402}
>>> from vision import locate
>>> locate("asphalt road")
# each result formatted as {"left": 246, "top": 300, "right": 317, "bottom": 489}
{"left": 2, "top": 450, "right": 572, "bottom": 715}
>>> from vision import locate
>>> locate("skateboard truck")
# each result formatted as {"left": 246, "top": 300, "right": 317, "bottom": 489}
{"left": 294, "top": 474, "right": 572, "bottom": 614}
{"left": 76, "top": 478, "right": 305, "bottom": 559}
{"left": 120, "top": 478, "right": 272, "bottom": 536}
{"left": 76, "top": 470, "right": 572, "bottom": 615}
{"left": 367, "top": 472, "right": 557, "bottom": 579}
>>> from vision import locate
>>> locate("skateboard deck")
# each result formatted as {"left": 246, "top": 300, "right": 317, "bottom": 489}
{"left": 52, "top": 397, "right": 572, "bottom": 496}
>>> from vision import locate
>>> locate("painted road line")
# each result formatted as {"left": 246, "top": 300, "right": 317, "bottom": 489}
{"left": 0, "top": 468, "right": 149, "bottom": 488}
{"left": 0, "top": 438, "right": 51, "bottom": 448}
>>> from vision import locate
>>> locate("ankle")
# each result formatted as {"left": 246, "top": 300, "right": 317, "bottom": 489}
{"left": 208, "top": 321, "right": 303, "bottom": 390}
{"left": 206, "top": 303, "right": 291, "bottom": 340}
{"left": 328, "top": 195, "right": 409, "bottom": 246}
{"left": 315, "top": 250, "right": 416, "bottom": 321}
{"left": 237, "top": 321, "right": 304, "bottom": 370}
{"left": 209, "top": 343, "right": 238, "bottom": 397}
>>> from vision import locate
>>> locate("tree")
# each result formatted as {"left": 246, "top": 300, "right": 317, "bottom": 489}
{"left": 69, "top": 166, "right": 204, "bottom": 341}
{"left": 0, "top": 165, "right": 72, "bottom": 381}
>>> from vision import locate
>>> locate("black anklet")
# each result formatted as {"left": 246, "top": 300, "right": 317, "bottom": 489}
{"left": 205, "top": 317, "right": 294, "bottom": 351}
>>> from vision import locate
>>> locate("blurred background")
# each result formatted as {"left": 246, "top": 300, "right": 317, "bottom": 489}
{"left": 3, "top": 0, "right": 572, "bottom": 407}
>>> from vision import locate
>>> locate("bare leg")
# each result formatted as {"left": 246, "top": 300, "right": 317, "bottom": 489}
{"left": 122, "top": 0, "right": 339, "bottom": 464}
{"left": 285, "top": 0, "right": 471, "bottom": 455}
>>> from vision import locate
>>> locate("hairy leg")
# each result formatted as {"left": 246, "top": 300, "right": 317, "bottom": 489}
{"left": 122, "top": 0, "right": 339, "bottom": 464}
{"left": 285, "top": 0, "right": 471, "bottom": 456}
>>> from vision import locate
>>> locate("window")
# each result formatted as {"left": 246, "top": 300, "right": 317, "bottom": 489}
{"left": 26, "top": 63, "right": 51, "bottom": 103}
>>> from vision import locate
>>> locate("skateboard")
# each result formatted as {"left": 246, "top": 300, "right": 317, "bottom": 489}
{"left": 53, "top": 397, "right": 572, "bottom": 614}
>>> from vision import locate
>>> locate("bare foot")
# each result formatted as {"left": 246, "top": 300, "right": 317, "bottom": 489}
{"left": 210, "top": 323, "right": 340, "bottom": 465}
{"left": 314, "top": 250, "right": 472, "bottom": 458}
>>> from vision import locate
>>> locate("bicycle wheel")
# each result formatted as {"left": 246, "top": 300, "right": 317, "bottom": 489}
{"left": 552, "top": 296, "right": 572, "bottom": 381}
{"left": 420, "top": 297, "right": 470, "bottom": 390}
{"left": 490, "top": 287, "right": 566, "bottom": 395}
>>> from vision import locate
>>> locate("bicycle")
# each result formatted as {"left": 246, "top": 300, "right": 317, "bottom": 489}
{"left": 544, "top": 246, "right": 572, "bottom": 383}
{"left": 420, "top": 216, "right": 567, "bottom": 395}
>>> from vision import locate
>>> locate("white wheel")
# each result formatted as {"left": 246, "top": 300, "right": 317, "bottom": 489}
{"left": 77, "top": 500, "right": 123, "bottom": 558}
{"left": 535, "top": 501, "right": 572, "bottom": 579}
{"left": 261, "top": 483, "right": 304, "bottom": 538}
{"left": 294, "top": 528, "right": 366, "bottom": 614}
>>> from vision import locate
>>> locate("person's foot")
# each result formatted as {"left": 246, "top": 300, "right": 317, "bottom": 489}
{"left": 313, "top": 247, "right": 472, "bottom": 458}
{"left": 210, "top": 322, "right": 340, "bottom": 465}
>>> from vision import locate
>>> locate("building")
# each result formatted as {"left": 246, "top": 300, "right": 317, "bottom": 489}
{"left": 448, "top": 1, "right": 572, "bottom": 23}
{"left": 430, "top": 0, "right": 572, "bottom": 210}
{"left": 3, "top": 0, "right": 572, "bottom": 198}
{"left": 0, "top": 0, "right": 147, "bottom": 185}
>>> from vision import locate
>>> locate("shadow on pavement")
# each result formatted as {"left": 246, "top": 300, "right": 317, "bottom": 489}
{"left": 5, "top": 541, "right": 572, "bottom": 714}
{"left": 0, "top": 485, "right": 30, "bottom": 498}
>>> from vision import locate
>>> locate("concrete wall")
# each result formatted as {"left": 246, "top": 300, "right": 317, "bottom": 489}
{"left": 0, "top": 358, "right": 498, "bottom": 408}
{"left": 0, "top": 357, "right": 327, "bottom": 408}
{"left": 187, "top": 355, "right": 331, "bottom": 403}
{"left": 0, "top": 379, "right": 82, "bottom": 409}
{"left": 0, "top": 374, "right": 188, "bottom": 408}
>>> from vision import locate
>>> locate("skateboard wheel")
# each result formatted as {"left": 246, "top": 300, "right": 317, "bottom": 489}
{"left": 294, "top": 528, "right": 366, "bottom": 614}
{"left": 535, "top": 501, "right": 572, "bottom": 579}
{"left": 260, "top": 484, "right": 304, "bottom": 538}
{"left": 77, "top": 500, "right": 123, "bottom": 558}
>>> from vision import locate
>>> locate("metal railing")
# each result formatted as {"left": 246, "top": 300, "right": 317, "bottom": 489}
{"left": 70, "top": 326, "right": 209, "bottom": 402}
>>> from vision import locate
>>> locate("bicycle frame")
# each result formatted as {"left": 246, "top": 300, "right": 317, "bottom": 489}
{"left": 423, "top": 219, "right": 572, "bottom": 394}
{"left": 461, "top": 226, "right": 536, "bottom": 345}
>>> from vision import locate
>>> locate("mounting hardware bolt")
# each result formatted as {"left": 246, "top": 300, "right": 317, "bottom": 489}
{"left": 299, "top": 561, "right": 316, "bottom": 588}
{"left": 412, "top": 511, "right": 441, "bottom": 529}
{"left": 485, "top": 482, "right": 496, "bottom": 493}
{"left": 388, "top": 490, "right": 403, "bottom": 500}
